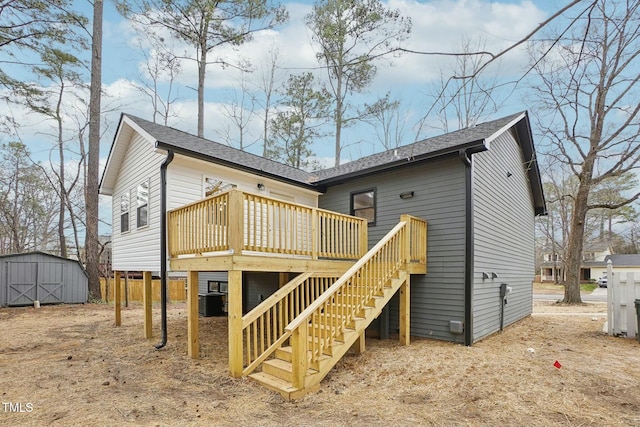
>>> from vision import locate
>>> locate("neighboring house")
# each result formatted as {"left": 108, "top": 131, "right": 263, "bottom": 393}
{"left": 540, "top": 242, "right": 613, "bottom": 283}
{"left": 0, "top": 252, "right": 88, "bottom": 307}
{"left": 604, "top": 254, "right": 640, "bottom": 280}
{"left": 99, "top": 111, "right": 545, "bottom": 398}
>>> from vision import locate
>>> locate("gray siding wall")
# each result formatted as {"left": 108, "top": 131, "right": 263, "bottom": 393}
{"left": 319, "top": 157, "right": 467, "bottom": 343}
{"left": 0, "top": 253, "right": 88, "bottom": 306}
{"left": 244, "top": 272, "right": 280, "bottom": 313}
{"left": 472, "top": 130, "right": 535, "bottom": 342}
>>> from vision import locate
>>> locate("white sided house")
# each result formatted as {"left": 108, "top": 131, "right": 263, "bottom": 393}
{"left": 100, "top": 115, "right": 321, "bottom": 274}
{"left": 100, "top": 112, "right": 545, "bottom": 399}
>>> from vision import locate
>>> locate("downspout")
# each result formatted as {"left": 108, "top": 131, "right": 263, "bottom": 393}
{"left": 156, "top": 150, "right": 174, "bottom": 350}
{"left": 459, "top": 149, "right": 474, "bottom": 346}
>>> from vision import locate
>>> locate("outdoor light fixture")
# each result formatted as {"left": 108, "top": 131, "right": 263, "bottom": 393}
{"left": 506, "top": 172, "right": 513, "bottom": 178}
{"left": 491, "top": 272, "right": 498, "bottom": 279}
{"left": 399, "top": 191, "right": 414, "bottom": 199}
{"left": 257, "top": 183, "right": 265, "bottom": 190}
{"left": 482, "top": 272, "right": 489, "bottom": 279}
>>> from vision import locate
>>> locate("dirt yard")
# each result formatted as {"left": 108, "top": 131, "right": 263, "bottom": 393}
{"left": 1, "top": 299, "right": 639, "bottom": 427}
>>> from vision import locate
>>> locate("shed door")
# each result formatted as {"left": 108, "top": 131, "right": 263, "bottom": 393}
{"left": 6, "top": 261, "right": 65, "bottom": 306}
{"left": 7, "top": 262, "right": 38, "bottom": 306}
{"left": 37, "top": 262, "right": 64, "bottom": 304}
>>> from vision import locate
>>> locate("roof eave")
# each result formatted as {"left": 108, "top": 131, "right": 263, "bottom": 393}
{"left": 515, "top": 112, "right": 547, "bottom": 216}
{"left": 154, "top": 141, "right": 318, "bottom": 192}
{"left": 314, "top": 139, "right": 488, "bottom": 187}
{"left": 98, "top": 113, "right": 126, "bottom": 196}
{"left": 99, "top": 114, "right": 158, "bottom": 196}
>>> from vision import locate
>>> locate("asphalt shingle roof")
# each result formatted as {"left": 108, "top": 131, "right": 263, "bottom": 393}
{"left": 313, "top": 112, "right": 524, "bottom": 183}
{"left": 125, "top": 115, "right": 316, "bottom": 186}
{"left": 126, "top": 112, "right": 523, "bottom": 186}
{"left": 605, "top": 254, "right": 640, "bottom": 267}
{"left": 111, "top": 111, "right": 543, "bottom": 214}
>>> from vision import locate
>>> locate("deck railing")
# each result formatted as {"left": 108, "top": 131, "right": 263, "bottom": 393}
{"left": 240, "top": 273, "right": 339, "bottom": 376}
{"left": 405, "top": 214, "right": 427, "bottom": 264}
{"left": 167, "top": 189, "right": 368, "bottom": 260}
{"left": 284, "top": 215, "right": 427, "bottom": 388}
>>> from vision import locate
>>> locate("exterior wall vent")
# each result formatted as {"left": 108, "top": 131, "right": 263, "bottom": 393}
{"left": 450, "top": 320, "right": 464, "bottom": 335}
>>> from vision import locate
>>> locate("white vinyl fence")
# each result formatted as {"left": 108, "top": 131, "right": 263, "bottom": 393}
{"left": 607, "top": 261, "right": 640, "bottom": 339}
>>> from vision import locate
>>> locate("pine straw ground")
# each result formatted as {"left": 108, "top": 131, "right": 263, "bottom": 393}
{"left": 1, "top": 299, "right": 639, "bottom": 427}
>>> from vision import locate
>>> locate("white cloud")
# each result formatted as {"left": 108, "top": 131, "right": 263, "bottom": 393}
{"left": 7, "top": 0, "right": 554, "bottom": 178}
{"left": 372, "top": 0, "right": 547, "bottom": 88}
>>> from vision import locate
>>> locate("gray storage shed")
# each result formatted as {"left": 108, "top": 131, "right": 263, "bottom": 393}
{"left": 0, "top": 252, "right": 88, "bottom": 307}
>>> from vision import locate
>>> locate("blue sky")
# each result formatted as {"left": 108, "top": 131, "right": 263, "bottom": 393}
{"left": 2, "top": 0, "right": 577, "bottom": 234}
{"left": 92, "top": 0, "right": 561, "bottom": 162}
{"left": 7, "top": 0, "right": 568, "bottom": 162}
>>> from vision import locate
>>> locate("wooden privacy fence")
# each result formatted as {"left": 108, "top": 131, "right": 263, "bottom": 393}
{"left": 100, "top": 278, "right": 187, "bottom": 302}
{"left": 607, "top": 265, "right": 640, "bottom": 339}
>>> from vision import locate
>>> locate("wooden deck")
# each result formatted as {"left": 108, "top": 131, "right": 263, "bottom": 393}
{"left": 114, "top": 189, "right": 427, "bottom": 395}
{"left": 167, "top": 189, "right": 368, "bottom": 273}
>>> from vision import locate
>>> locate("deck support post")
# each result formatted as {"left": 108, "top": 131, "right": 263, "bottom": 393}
{"left": 351, "top": 331, "right": 366, "bottom": 355}
{"left": 187, "top": 271, "right": 199, "bottom": 359}
{"left": 114, "top": 271, "right": 121, "bottom": 326}
{"left": 399, "top": 277, "right": 410, "bottom": 345}
{"left": 228, "top": 270, "right": 243, "bottom": 377}
{"left": 143, "top": 271, "right": 153, "bottom": 339}
{"left": 291, "top": 323, "right": 308, "bottom": 389}
{"left": 279, "top": 273, "right": 289, "bottom": 288}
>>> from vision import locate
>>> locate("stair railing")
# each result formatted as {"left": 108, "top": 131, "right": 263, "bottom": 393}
{"left": 241, "top": 273, "right": 338, "bottom": 376}
{"left": 284, "top": 218, "right": 419, "bottom": 389}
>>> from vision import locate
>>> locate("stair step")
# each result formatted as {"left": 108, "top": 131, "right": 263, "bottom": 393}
{"left": 262, "top": 358, "right": 319, "bottom": 383}
{"left": 252, "top": 371, "right": 321, "bottom": 400}
{"left": 249, "top": 371, "right": 299, "bottom": 395}
{"left": 326, "top": 304, "right": 371, "bottom": 317}
{"left": 318, "top": 314, "right": 362, "bottom": 329}
{"left": 276, "top": 346, "right": 334, "bottom": 371}
{"left": 276, "top": 346, "right": 332, "bottom": 361}
{"left": 262, "top": 358, "right": 295, "bottom": 382}
{"left": 309, "top": 323, "right": 354, "bottom": 341}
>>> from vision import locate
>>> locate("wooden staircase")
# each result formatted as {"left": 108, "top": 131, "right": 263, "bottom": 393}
{"left": 241, "top": 215, "right": 426, "bottom": 400}
{"left": 249, "top": 270, "right": 409, "bottom": 399}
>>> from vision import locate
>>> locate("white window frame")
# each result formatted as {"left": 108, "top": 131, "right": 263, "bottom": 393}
{"left": 136, "top": 180, "right": 150, "bottom": 229}
{"left": 120, "top": 192, "right": 130, "bottom": 233}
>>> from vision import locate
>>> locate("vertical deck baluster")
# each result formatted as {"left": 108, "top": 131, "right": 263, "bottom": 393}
{"left": 265, "top": 310, "right": 271, "bottom": 349}
{"left": 245, "top": 325, "right": 251, "bottom": 366}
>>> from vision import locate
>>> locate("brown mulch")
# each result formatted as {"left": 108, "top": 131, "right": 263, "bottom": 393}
{"left": 0, "top": 300, "right": 638, "bottom": 427}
